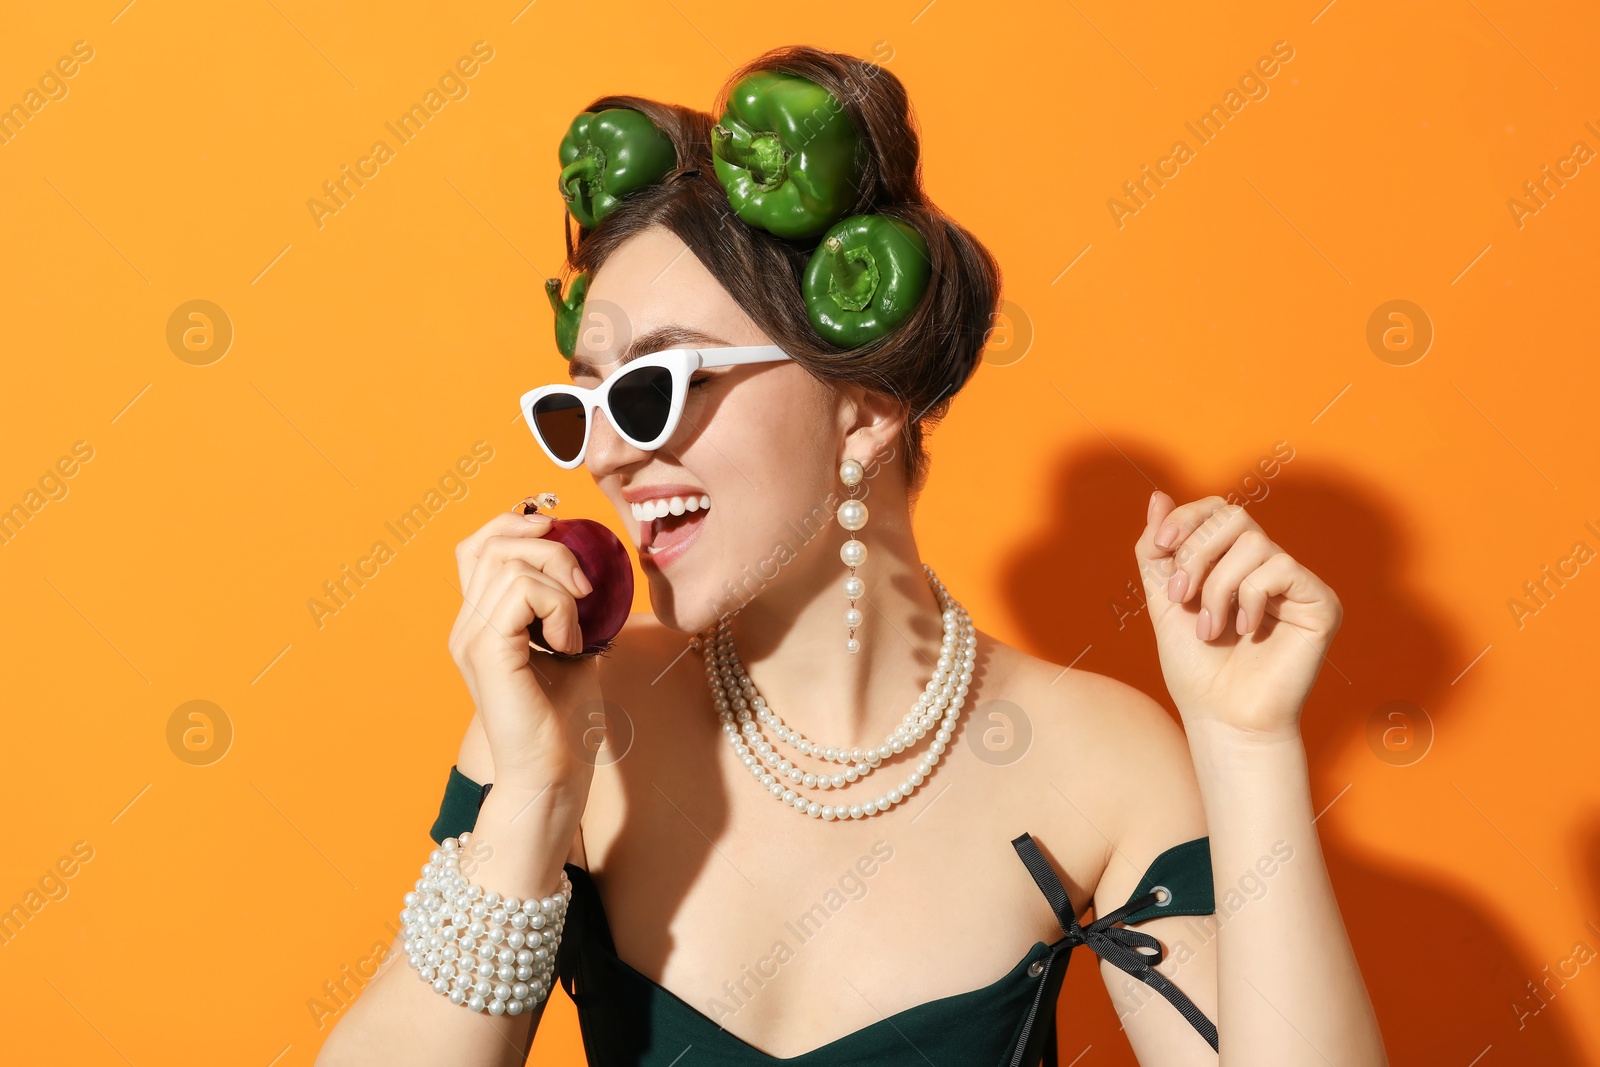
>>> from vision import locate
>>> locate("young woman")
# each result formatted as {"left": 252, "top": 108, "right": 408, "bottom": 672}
{"left": 319, "top": 46, "right": 1385, "bottom": 1067}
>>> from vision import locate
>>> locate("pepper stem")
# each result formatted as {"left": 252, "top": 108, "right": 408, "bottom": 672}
{"left": 558, "top": 150, "right": 603, "bottom": 202}
{"left": 822, "top": 236, "right": 880, "bottom": 312}
{"left": 547, "top": 275, "right": 588, "bottom": 359}
{"left": 712, "top": 124, "right": 789, "bottom": 190}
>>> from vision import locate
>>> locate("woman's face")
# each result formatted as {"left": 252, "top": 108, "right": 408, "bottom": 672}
{"left": 571, "top": 224, "right": 845, "bottom": 633}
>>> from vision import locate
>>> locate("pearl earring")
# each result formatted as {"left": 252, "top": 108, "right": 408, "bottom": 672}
{"left": 838, "top": 458, "right": 868, "bottom": 654}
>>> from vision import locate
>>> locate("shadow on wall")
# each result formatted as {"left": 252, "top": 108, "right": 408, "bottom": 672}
{"left": 1000, "top": 443, "right": 1589, "bottom": 1066}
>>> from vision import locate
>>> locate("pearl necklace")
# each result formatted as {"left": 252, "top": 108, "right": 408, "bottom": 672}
{"left": 697, "top": 564, "right": 976, "bottom": 821}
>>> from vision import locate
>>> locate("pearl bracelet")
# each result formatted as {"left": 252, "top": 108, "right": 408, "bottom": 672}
{"left": 400, "top": 831, "right": 572, "bottom": 1016}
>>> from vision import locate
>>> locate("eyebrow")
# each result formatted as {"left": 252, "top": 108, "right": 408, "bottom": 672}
{"left": 568, "top": 324, "right": 730, "bottom": 380}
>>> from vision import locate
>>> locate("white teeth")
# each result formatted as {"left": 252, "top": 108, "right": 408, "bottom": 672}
{"left": 631, "top": 494, "right": 711, "bottom": 522}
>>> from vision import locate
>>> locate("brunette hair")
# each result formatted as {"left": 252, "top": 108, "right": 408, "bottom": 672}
{"left": 559, "top": 46, "right": 1002, "bottom": 501}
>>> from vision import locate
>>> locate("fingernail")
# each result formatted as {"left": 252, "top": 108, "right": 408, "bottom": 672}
{"left": 1147, "top": 491, "right": 1159, "bottom": 525}
{"left": 1167, "top": 570, "right": 1189, "bottom": 602}
{"left": 1155, "top": 523, "right": 1180, "bottom": 550}
{"left": 1236, "top": 606, "right": 1247, "bottom": 635}
{"left": 1196, "top": 607, "right": 1211, "bottom": 640}
{"left": 572, "top": 565, "right": 593, "bottom": 597}
{"left": 525, "top": 511, "right": 555, "bottom": 525}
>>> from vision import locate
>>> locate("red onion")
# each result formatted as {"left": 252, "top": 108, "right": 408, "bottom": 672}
{"left": 521, "top": 504, "right": 634, "bottom": 658}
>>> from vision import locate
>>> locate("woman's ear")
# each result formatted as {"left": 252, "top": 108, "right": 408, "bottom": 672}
{"left": 838, "top": 381, "right": 908, "bottom": 466}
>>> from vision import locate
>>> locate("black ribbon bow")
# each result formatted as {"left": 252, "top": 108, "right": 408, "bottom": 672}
{"left": 1012, "top": 832, "right": 1219, "bottom": 1055}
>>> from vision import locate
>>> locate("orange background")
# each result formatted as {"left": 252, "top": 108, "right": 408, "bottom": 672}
{"left": 2, "top": 1, "right": 1597, "bottom": 1063}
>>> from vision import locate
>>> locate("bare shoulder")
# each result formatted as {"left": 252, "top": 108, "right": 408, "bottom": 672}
{"left": 977, "top": 632, "right": 1206, "bottom": 901}
{"left": 595, "top": 609, "right": 697, "bottom": 691}
{"left": 578, "top": 608, "right": 699, "bottom": 850}
{"left": 979, "top": 630, "right": 1193, "bottom": 782}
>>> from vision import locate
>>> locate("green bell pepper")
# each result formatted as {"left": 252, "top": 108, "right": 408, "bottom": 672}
{"left": 558, "top": 109, "right": 676, "bottom": 228}
{"left": 545, "top": 272, "right": 589, "bottom": 359}
{"left": 802, "top": 215, "right": 931, "bottom": 347}
{"left": 711, "top": 71, "right": 862, "bottom": 240}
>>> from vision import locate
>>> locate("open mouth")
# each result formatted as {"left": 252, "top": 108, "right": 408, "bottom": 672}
{"left": 634, "top": 494, "right": 711, "bottom": 560}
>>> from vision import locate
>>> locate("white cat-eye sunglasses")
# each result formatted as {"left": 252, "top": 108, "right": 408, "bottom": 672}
{"left": 519, "top": 346, "right": 793, "bottom": 469}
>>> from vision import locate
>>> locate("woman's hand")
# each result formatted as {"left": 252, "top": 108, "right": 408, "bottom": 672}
{"left": 448, "top": 503, "right": 603, "bottom": 793}
{"left": 1134, "top": 490, "right": 1343, "bottom": 742}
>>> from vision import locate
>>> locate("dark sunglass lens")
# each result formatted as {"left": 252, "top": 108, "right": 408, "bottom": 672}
{"left": 532, "top": 393, "right": 587, "bottom": 461}
{"left": 609, "top": 365, "right": 675, "bottom": 442}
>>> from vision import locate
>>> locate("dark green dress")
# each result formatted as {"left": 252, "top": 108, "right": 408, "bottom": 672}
{"left": 433, "top": 766, "right": 1219, "bottom": 1065}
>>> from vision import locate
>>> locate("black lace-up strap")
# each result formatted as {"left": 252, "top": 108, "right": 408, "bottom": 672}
{"left": 1012, "top": 832, "right": 1219, "bottom": 1053}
